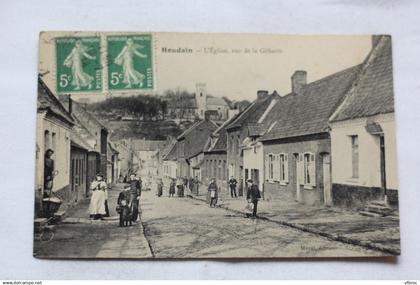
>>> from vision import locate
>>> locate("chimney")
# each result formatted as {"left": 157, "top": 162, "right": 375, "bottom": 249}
{"left": 58, "top": 94, "right": 72, "bottom": 114}
{"left": 257, "top": 90, "right": 269, "bottom": 100}
{"left": 291, "top": 70, "right": 307, "bottom": 95}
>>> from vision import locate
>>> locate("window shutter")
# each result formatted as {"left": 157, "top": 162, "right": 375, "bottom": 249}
{"left": 299, "top": 153, "right": 304, "bottom": 185}
{"left": 284, "top": 154, "right": 289, "bottom": 183}
{"left": 309, "top": 153, "right": 316, "bottom": 187}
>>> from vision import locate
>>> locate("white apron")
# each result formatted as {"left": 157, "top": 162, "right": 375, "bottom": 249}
{"left": 89, "top": 181, "right": 107, "bottom": 215}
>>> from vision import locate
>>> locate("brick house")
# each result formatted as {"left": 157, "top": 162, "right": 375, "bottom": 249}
{"left": 260, "top": 65, "right": 361, "bottom": 205}
{"left": 329, "top": 36, "right": 398, "bottom": 208}
{"left": 225, "top": 91, "right": 280, "bottom": 196}
{"left": 176, "top": 118, "right": 218, "bottom": 179}
{"left": 201, "top": 115, "right": 239, "bottom": 192}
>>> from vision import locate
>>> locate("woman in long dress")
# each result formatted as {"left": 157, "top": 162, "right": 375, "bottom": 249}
{"left": 64, "top": 40, "right": 96, "bottom": 90}
{"left": 114, "top": 38, "right": 147, "bottom": 88}
{"left": 88, "top": 173, "right": 107, "bottom": 220}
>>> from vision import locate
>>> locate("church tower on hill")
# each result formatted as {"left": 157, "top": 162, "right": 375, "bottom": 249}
{"left": 195, "top": 83, "right": 207, "bottom": 119}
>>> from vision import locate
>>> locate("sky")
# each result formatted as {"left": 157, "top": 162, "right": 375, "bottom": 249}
{"left": 39, "top": 32, "right": 372, "bottom": 102}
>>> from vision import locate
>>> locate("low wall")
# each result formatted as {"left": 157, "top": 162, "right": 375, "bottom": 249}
{"left": 332, "top": 183, "right": 383, "bottom": 209}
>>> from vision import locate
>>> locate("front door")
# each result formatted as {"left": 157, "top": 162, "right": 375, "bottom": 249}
{"left": 322, "top": 153, "right": 332, "bottom": 206}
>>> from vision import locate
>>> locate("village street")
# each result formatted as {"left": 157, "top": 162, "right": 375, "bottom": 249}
{"left": 34, "top": 182, "right": 391, "bottom": 258}
{"left": 140, "top": 188, "right": 385, "bottom": 258}
{"left": 35, "top": 182, "right": 390, "bottom": 258}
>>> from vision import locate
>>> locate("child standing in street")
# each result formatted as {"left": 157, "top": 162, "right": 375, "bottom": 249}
{"left": 117, "top": 185, "right": 132, "bottom": 227}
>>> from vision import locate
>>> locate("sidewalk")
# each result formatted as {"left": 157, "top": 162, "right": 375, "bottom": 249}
{"left": 189, "top": 187, "right": 400, "bottom": 255}
{"left": 34, "top": 183, "right": 153, "bottom": 258}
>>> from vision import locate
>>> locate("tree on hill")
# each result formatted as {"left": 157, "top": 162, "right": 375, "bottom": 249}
{"left": 88, "top": 95, "right": 166, "bottom": 120}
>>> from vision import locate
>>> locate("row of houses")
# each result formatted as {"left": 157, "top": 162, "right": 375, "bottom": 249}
{"left": 161, "top": 35, "right": 397, "bottom": 209}
{"left": 35, "top": 78, "right": 120, "bottom": 217}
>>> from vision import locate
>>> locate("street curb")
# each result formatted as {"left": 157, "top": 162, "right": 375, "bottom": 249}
{"left": 187, "top": 195, "right": 400, "bottom": 256}
{"left": 138, "top": 213, "right": 156, "bottom": 258}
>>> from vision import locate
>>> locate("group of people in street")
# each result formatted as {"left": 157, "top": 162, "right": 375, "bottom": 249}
{"left": 160, "top": 176, "right": 201, "bottom": 198}
{"left": 88, "top": 172, "right": 142, "bottom": 226}
{"left": 153, "top": 174, "right": 261, "bottom": 218}
{"left": 87, "top": 169, "right": 261, "bottom": 225}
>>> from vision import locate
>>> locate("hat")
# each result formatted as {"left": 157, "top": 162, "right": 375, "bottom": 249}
{"left": 247, "top": 179, "right": 253, "bottom": 183}
{"left": 124, "top": 185, "right": 131, "bottom": 190}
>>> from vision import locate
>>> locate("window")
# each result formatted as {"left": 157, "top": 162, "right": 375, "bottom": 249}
{"left": 279, "top": 153, "right": 289, "bottom": 183}
{"left": 266, "top": 154, "right": 274, "bottom": 180}
{"left": 300, "top": 153, "right": 315, "bottom": 187}
{"left": 351, "top": 135, "right": 359, "bottom": 178}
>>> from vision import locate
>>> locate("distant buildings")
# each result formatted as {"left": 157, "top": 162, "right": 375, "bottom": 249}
{"left": 164, "top": 83, "right": 231, "bottom": 124}
{"left": 132, "top": 139, "right": 168, "bottom": 178}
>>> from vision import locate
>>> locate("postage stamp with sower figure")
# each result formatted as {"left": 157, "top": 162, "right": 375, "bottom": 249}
{"left": 107, "top": 34, "right": 154, "bottom": 91}
{"left": 55, "top": 37, "right": 102, "bottom": 93}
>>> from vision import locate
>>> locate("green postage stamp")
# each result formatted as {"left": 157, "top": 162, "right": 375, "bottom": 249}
{"left": 107, "top": 34, "right": 154, "bottom": 91}
{"left": 55, "top": 37, "right": 102, "bottom": 93}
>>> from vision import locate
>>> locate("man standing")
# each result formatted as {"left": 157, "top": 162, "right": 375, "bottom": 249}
{"left": 228, "top": 176, "right": 238, "bottom": 198}
{"left": 129, "top": 173, "right": 141, "bottom": 222}
{"left": 246, "top": 179, "right": 261, "bottom": 218}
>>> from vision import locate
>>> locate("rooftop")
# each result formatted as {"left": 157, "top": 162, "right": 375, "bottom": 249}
{"left": 330, "top": 36, "right": 394, "bottom": 122}
{"left": 261, "top": 64, "right": 362, "bottom": 141}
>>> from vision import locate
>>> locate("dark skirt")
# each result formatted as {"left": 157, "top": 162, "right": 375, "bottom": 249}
{"left": 157, "top": 185, "right": 163, "bottom": 196}
{"left": 177, "top": 185, "right": 184, "bottom": 197}
{"left": 169, "top": 185, "right": 175, "bottom": 194}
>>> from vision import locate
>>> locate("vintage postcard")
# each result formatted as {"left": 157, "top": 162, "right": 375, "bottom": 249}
{"left": 34, "top": 32, "right": 400, "bottom": 259}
